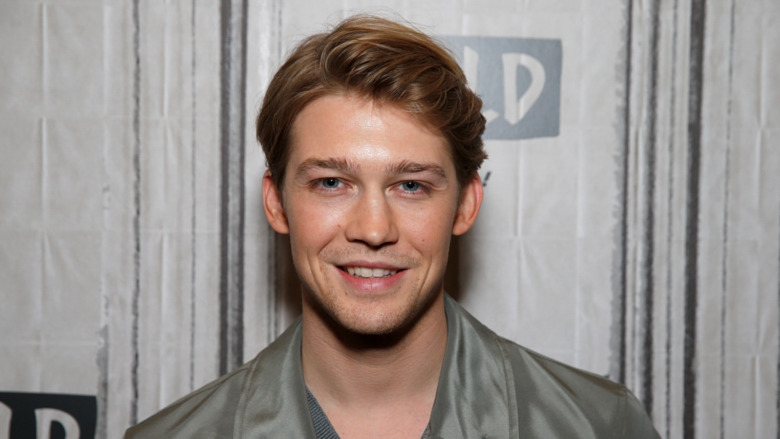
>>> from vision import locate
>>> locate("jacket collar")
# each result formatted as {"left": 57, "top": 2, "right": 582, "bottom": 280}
{"left": 427, "top": 295, "right": 517, "bottom": 438}
{"left": 237, "top": 321, "right": 317, "bottom": 437}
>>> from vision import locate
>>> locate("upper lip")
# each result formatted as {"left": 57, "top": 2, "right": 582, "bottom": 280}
{"left": 337, "top": 260, "right": 406, "bottom": 270}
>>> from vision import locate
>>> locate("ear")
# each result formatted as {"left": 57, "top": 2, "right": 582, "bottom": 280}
{"left": 262, "top": 170, "right": 290, "bottom": 234}
{"left": 452, "top": 173, "right": 483, "bottom": 236}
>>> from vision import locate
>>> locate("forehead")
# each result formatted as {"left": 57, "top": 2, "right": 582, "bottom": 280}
{"left": 287, "top": 94, "right": 454, "bottom": 173}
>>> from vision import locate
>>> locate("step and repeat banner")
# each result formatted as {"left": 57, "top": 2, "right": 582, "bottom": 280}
{"left": 1, "top": 1, "right": 778, "bottom": 438}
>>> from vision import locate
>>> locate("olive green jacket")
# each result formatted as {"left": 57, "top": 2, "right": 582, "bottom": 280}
{"left": 126, "top": 296, "right": 659, "bottom": 438}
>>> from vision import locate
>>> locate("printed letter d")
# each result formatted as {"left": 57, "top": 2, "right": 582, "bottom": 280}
{"left": 35, "top": 408, "right": 80, "bottom": 439}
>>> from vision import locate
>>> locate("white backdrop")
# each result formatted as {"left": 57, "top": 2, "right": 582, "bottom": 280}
{"left": 1, "top": 1, "right": 778, "bottom": 438}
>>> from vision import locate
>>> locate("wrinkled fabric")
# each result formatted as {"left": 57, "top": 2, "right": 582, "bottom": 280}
{"left": 125, "top": 295, "right": 659, "bottom": 438}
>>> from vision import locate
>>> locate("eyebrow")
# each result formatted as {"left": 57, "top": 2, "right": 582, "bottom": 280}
{"left": 294, "top": 157, "right": 448, "bottom": 181}
{"left": 387, "top": 160, "right": 448, "bottom": 181}
{"left": 295, "top": 158, "right": 357, "bottom": 178}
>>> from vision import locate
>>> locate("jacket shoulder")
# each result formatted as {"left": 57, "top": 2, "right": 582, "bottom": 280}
{"left": 496, "top": 335, "right": 659, "bottom": 438}
{"left": 124, "top": 320, "right": 305, "bottom": 438}
{"left": 447, "top": 298, "right": 659, "bottom": 438}
{"left": 124, "top": 362, "right": 253, "bottom": 439}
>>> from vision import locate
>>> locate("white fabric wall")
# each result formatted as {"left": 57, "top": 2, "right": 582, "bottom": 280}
{"left": 0, "top": 1, "right": 778, "bottom": 438}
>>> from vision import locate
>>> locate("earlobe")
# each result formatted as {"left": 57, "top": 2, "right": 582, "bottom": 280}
{"left": 452, "top": 174, "right": 483, "bottom": 236}
{"left": 262, "top": 170, "right": 290, "bottom": 234}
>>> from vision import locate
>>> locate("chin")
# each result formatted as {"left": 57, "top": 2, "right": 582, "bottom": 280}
{"left": 318, "top": 291, "right": 442, "bottom": 340}
{"left": 331, "top": 304, "right": 412, "bottom": 336}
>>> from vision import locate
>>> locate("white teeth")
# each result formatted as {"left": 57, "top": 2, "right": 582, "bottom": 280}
{"left": 345, "top": 266, "right": 397, "bottom": 278}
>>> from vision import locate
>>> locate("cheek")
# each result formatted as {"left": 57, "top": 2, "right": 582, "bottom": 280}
{"left": 401, "top": 203, "right": 454, "bottom": 253}
{"left": 288, "top": 200, "right": 345, "bottom": 249}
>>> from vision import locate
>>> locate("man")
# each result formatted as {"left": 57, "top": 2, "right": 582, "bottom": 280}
{"left": 126, "top": 15, "right": 659, "bottom": 438}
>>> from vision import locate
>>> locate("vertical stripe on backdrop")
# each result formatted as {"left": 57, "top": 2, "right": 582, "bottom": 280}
{"left": 664, "top": 1, "right": 681, "bottom": 436}
{"left": 96, "top": 0, "right": 112, "bottom": 433}
{"left": 97, "top": 323, "right": 108, "bottom": 439}
{"left": 130, "top": 0, "right": 142, "bottom": 426}
{"left": 189, "top": 0, "right": 198, "bottom": 392}
{"left": 218, "top": 0, "right": 249, "bottom": 375}
{"left": 640, "top": 0, "right": 661, "bottom": 416}
{"left": 718, "top": 2, "right": 737, "bottom": 438}
{"left": 777, "top": 195, "right": 780, "bottom": 439}
{"left": 611, "top": 0, "right": 633, "bottom": 387}
{"left": 683, "top": 0, "right": 706, "bottom": 438}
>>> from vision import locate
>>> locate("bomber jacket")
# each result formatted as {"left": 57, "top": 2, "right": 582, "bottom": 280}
{"left": 125, "top": 295, "right": 660, "bottom": 438}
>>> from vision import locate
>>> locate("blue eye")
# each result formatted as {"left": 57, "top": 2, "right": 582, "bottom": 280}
{"left": 320, "top": 178, "right": 340, "bottom": 189}
{"left": 401, "top": 181, "right": 421, "bottom": 191}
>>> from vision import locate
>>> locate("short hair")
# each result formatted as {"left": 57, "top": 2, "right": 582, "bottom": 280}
{"left": 256, "top": 15, "right": 487, "bottom": 188}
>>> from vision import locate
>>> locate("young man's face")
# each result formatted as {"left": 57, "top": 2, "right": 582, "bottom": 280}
{"left": 263, "top": 94, "right": 482, "bottom": 335}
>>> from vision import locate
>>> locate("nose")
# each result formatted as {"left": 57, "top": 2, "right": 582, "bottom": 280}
{"left": 345, "top": 189, "right": 399, "bottom": 248}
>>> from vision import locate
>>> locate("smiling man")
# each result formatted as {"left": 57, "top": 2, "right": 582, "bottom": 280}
{"left": 126, "top": 15, "right": 659, "bottom": 439}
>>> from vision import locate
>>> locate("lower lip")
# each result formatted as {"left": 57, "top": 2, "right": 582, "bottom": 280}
{"left": 337, "top": 268, "right": 406, "bottom": 293}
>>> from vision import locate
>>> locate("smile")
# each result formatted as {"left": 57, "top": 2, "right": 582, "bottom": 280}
{"left": 343, "top": 266, "right": 398, "bottom": 278}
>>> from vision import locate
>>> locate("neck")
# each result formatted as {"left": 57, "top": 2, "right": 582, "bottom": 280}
{"left": 300, "top": 293, "right": 448, "bottom": 409}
